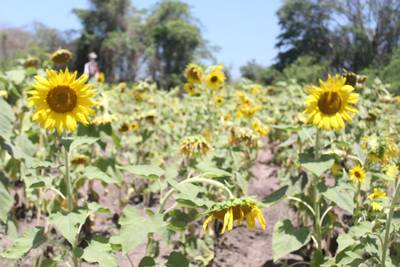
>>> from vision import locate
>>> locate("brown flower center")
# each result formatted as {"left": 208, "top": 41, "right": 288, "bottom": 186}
{"left": 318, "top": 91, "right": 342, "bottom": 115}
{"left": 211, "top": 75, "right": 218, "bottom": 83}
{"left": 46, "top": 86, "right": 77, "bottom": 113}
{"left": 354, "top": 171, "right": 361, "bottom": 178}
{"left": 189, "top": 69, "right": 200, "bottom": 81}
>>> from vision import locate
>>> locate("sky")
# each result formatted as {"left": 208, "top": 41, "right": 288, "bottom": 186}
{"left": 0, "top": 0, "right": 282, "bottom": 77}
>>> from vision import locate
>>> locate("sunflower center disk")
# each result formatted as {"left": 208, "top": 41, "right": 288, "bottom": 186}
{"left": 211, "top": 76, "right": 218, "bottom": 83}
{"left": 46, "top": 86, "right": 77, "bottom": 113}
{"left": 190, "top": 70, "right": 199, "bottom": 81}
{"left": 317, "top": 92, "right": 342, "bottom": 115}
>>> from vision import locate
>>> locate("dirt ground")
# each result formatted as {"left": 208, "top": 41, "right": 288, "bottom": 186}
{"left": 0, "top": 142, "right": 298, "bottom": 267}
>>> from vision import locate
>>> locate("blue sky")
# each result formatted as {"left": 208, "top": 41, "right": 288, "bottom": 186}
{"left": 0, "top": 0, "right": 282, "bottom": 77}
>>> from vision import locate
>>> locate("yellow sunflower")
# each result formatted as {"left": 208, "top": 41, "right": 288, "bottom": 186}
{"left": 385, "top": 164, "right": 399, "bottom": 179}
{"left": 349, "top": 165, "right": 366, "bottom": 184}
{"left": 184, "top": 63, "right": 203, "bottom": 84}
{"left": 251, "top": 119, "right": 269, "bottom": 137}
{"left": 28, "top": 68, "right": 96, "bottom": 134}
{"left": 97, "top": 72, "right": 105, "bottom": 83}
{"left": 304, "top": 75, "right": 359, "bottom": 131}
{"left": 205, "top": 65, "right": 225, "bottom": 90}
{"left": 203, "top": 197, "right": 266, "bottom": 234}
{"left": 51, "top": 48, "right": 72, "bottom": 64}
{"left": 368, "top": 188, "right": 387, "bottom": 211}
{"left": 183, "top": 83, "right": 199, "bottom": 96}
{"left": 214, "top": 95, "right": 225, "bottom": 106}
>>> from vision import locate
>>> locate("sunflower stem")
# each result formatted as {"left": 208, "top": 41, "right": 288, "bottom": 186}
{"left": 62, "top": 140, "right": 79, "bottom": 267}
{"left": 313, "top": 180, "right": 322, "bottom": 251}
{"left": 314, "top": 129, "right": 321, "bottom": 160}
{"left": 353, "top": 182, "right": 361, "bottom": 223}
{"left": 313, "top": 129, "right": 322, "bottom": 251}
{"left": 381, "top": 180, "right": 400, "bottom": 267}
{"left": 63, "top": 145, "right": 74, "bottom": 212}
{"left": 158, "top": 176, "right": 234, "bottom": 213}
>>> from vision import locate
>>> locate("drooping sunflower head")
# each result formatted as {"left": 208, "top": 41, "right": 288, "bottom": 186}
{"left": 304, "top": 75, "right": 359, "bottom": 131}
{"left": 205, "top": 65, "right": 225, "bottom": 90}
{"left": 118, "top": 122, "right": 130, "bottom": 133}
{"left": 28, "top": 68, "right": 96, "bottom": 134}
{"left": 71, "top": 154, "right": 90, "bottom": 165}
{"left": 51, "top": 48, "right": 72, "bottom": 64}
{"left": 180, "top": 135, "right": 211, "bottom": 157}
{"left": 229, "top": 127, "right": 260, "bottom": 148}
{"left": 24, "top": 56, "right": 39, "bottom": 68}
{"left": 349, "top": 165, "right": 366, "bottom": 184}
{"left": 184, "top": 63, "right": 203, "bottom": 84}
{"left": 362, "top": 134, "right": 400, "bottom": 164}
{"left": 203, "top": 197, "right": 266, "bottom": 234}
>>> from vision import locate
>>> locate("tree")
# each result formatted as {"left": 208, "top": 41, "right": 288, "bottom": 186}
{"left": 73, "top": 0, "right": 142, "bottom": 81}
{"left": 144, "top": 0, "right": 206, "bottom": 88}
{"left": 275, "top": 0, "right": 333, "bottom": 70}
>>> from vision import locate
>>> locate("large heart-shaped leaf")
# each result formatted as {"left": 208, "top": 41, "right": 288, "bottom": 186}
{"left": 272, "top": 219, "right": 310, "bottom": 261}
{"left": 1, "top": 227, "right": 46, "bottom": 259}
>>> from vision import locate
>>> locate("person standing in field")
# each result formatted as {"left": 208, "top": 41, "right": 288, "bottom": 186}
{"left": 84, "top": 52, "right": 100, "bottom": 82}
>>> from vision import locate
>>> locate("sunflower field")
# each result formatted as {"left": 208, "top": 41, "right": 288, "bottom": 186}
{"left": 1, "top": 48, "right": 400, "bottom": 267}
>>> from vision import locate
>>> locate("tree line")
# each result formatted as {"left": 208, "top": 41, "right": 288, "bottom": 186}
{"left": 1, "top": 0, "right": 400, "bottom": 90}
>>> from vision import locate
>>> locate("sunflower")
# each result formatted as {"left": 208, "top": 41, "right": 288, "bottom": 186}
{"left": 24, "top": 56, "right": 39, "bottom": 68}
{"left": 118, "top": 122, "right": 130, "bottom": 133}
{"left": 349, "top": 165, "right": 366, "bottom": 184}
{"left": 214, "top": 95, "right": 225, "bottom": 106}
{"left": 203, "top": 197, "right": 266, "bottom": 234}
{"left": 251, "top": 119, "right": 269, "bottom": 137}
{"left": 28, "top": 68, "right": 96, "bottom": 134}
{"left": 251, "top": 84, "right": 262, "bottom": 96}
{"left": 51, "top": 48, "right": 72, "bottom": 64}
{"left": 205, "top": 65, "right": 225, "bottom": 90}
{"left": 368, "top": 188, "right": 387, "bottom": 211}
{"left": 71, "top": 154, "right": 89, "bottom": 165}
{"left": 385, "top": 164, "right": 399, "bottom": 179}
{"left": 183, "top": 83, "right": 199, "bottom": 96}
{"left": 184, "top": 63, "right": 203, "bottom": 84}
{"left": 97, "top": 72, "right": 105, "bottom": 83}
{"left": 236, "top": 104, "right": 262, "bottom": 119}
{"left": 304, "top": 75, "right": 359, "bottom": 131}
{"left": 229, "top": 127, "right": 259, "bottom": 148}
{"left": 180, "top": 135, "right": 211, "bottom": 157}
{"left": 130, "top": 121, "right": 140, "bottom": 131}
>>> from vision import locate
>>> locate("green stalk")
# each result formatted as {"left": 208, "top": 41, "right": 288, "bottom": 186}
{"left": 381, "top": 180, "right": 400, "bottom": 267}
{"left": 314, "top": 182, "right": 322, "bottom": 251}
{"left": 313, "top": 129, "right": 322, "bottom": 251}
{"left": 353, "top": 182, "right": 361, "bottom": 223}
{"left": 314, "top": 129, "right": 321, "bottom": 160}
{"left": 62, "top": 143, "right": 79, "bottom": 267}
{"left": 158, "top": 176, "right": 234, "bottom": 213}
{"left": 63, "top": 146, "right": 74, "bottom": 212}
